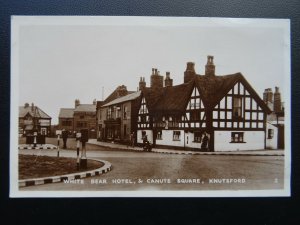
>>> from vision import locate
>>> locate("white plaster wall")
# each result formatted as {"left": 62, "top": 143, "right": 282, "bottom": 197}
{"left": 184, "top": 132, "right": 202, "bottom": 149}
{"left": 266, "top": 123, "right": 278, "bottom": 149}
{"left": 137, "top": 130, "right": 153, "bottom": 144}
{"left": 214, "top": 130, "right": 265, "bottom": 151}
{"left": 155, "top": 130, "right": 202, "bottom": 149}
{"left": 156, "top": 130, "right": 184, "bottom": 147}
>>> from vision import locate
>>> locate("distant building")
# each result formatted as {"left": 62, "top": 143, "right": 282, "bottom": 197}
{"left": 98, "top": 91, "right": 141, "bottom": 143}
{"left": 19, "top": 103, "right": 51, "bottom": 136}
{"left": 96, "top": 85, "right": 140, "bottom": 142}
{"left": 58, "top": 99, "right": 97, "bottom": 138}
{"left": 263, "top": 87, "right": 285, "bottom": 149}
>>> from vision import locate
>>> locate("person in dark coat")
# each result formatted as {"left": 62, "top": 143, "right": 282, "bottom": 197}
{"left": 62, "top": 130, "right": 68, "bottom": 149}
{"left": 201, "top": 132, "right": 209, "bottom": 150}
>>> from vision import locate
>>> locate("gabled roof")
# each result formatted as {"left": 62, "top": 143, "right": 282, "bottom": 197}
{"left": 195, "top": 73, "right": 240, "bottom": 108}
{"left": 142, "top": 73, "right": 271, "bottom": 115}
{"left": 59, "top": 108, "right": 74, "bottom": 118}
{"left": 145, "top": 82, "right": 194, "bottom": 115}
{"left": 19, "top": 105, "right": 51, "bottom": 119}
{"left": 74, "top": 104, "right": 96, "bottom": 112}
{"left": 102, "top": 91, "right": 141, "bottom": 107}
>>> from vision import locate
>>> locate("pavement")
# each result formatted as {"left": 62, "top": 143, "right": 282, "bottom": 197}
{"left": 87, "top": 139, "right": 285, "bottom": 156}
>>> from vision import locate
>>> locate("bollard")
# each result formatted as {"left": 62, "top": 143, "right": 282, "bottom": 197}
{"left": 80, "top": 141, "right": 87, "bottom": 169}
{"left": 33, "top": 132, "right": 37, "bottom": 148}
{"left": 80, "top": 129, "right": 88, "bottom": 169}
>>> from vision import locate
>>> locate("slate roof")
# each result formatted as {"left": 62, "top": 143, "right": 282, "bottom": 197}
{"left": 103, "top": 85, "right": 135, "bottom": 104}
{"left": 74, "top": 104, "right": 96, "bottom": 112}
{"left": 59, "top": 108, "right": 74, "bottom": 118}
{"left": 102, "top": 91, "right": 141, "bottom": 107}
{"left": 19, "top": 106, "right": 51, "bottom": 119}
{"left": 144, "top": 82, "right": 194, "bottom": 115}
{"left": 142, "top": 73, "right": 271, "bottom": 115}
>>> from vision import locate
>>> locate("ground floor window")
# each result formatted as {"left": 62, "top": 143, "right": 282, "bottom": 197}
{"left": 231, "top": 132, "right": 244, "bottom": 143}
{"left": 194, "top": 131, "right": 202, "bottom": 142}
{"left": 268, "top": 129, "right": 274, "bottom": 139}
{"left": 156, "top": 130, "right": 162, "bottom": 140}
{"left": 173, "top": 131, "right": 181, "bottom": 141}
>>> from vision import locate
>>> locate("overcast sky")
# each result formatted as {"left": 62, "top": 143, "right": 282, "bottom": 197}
{"left": 14, "top": 17, "right": 290, "bottom": 124}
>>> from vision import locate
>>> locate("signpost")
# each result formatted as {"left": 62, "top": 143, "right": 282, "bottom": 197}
{"left": 56, "top": 130, "right": 62, "bottom": 157}
{"left": 33, "top": 131, "right": 37, "bottom": 148}
{"left": 80, "top": 129, "right": 89, "bottom": 169}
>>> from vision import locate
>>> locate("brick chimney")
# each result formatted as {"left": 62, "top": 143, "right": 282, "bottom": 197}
{"left": 184, "top": 62, "right": 196, "bottom": 83}
{"left": 164, "top": 72, "right": 173, "bottom": 87}
{"left": 139, "top": 77, "right": 146, "bottom": 90}
{"left": 205, "top": 55, "right": 215, "bottom": 76}
{"left": 116, "top": 85, "right": 128, "bottom": 97}
{"left": 263, "top": 88, "right": 273, "bottom": 103}
{"left": 31, "top": 103, "right": 35, "bottom": 112}
{"left": 150, "top": 68, "right": 163, "bottom": 89}
{"left": 274, "top": 86, "right": 282, "bottom": 113}
{"left": 75, "top": 99, "right": 80, "bottom": 108}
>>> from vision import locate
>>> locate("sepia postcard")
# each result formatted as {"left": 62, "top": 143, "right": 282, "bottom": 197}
{"left": 10, "top": 16, "right": 291, "bottom": 197}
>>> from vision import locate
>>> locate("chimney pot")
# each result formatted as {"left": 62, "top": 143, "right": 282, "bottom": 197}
{"left": 205, "top": 55, "right": 215, "bottom": 76}
{"left": 184, "top": 62, "right": 196, "bottom": 83}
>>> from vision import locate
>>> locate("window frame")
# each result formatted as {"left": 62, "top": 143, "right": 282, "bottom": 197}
{"left": 173, "top": 131, "right": 181, "bottom": 141}
{"left": 230, "top": 132, "right": 245, "bottom": 143}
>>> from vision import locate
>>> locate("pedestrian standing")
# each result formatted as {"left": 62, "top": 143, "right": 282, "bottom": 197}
{"left": 62, "top": 129, "right": 68, "bottom": 149}
{"left": 130, "top": 132, "right": 135, "bottom": 148}
{"left": 201, "top": 132, "right": 209, "bottom": 150}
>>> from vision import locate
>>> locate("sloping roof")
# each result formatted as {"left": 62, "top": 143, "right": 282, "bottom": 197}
{"left": 19, "top": 105, "right": 51, "bottom": 119}
{"left": 59, "top": 108, "right": 74, "bottom": 118}
{"left": 103, "top": 85, "right": 134, "bottom": 104}
{"left": 102, "top": 91, "right": 141, "bottom": 107}
{"left": 142, "top": 73, "right": 271, "bottom": 115}
{"left": 74, "top": 104, "right": 96, "bottom": 112}
{"left": 148, "top": 82, "right": 194, "bottom": 115}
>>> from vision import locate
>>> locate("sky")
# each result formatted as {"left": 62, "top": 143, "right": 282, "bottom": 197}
{"left": 14, "top": 17, "right": 290, "bottom": 125}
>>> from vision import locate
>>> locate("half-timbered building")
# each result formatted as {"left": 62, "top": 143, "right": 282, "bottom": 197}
{"left": 136, "top": 56, "right": 271, "bottom": 151}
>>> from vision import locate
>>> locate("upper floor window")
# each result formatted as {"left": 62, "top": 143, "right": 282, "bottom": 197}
{"left": 107, "top": 107, "right": 112, "bottom": 119}
{"left": 80, "top": 115, "right": 84, "bottom": 119}
{"left": 77, "top": 121, "right": 87, "bottom": 128}
{"left": 62, "top": 120, "right": 72, "bottom": 126}
{"left": 123, "top": 106, "right": 127, "bottom": 119}
{"left": 233, "top": 97, "right": 243, "bottom": 118}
